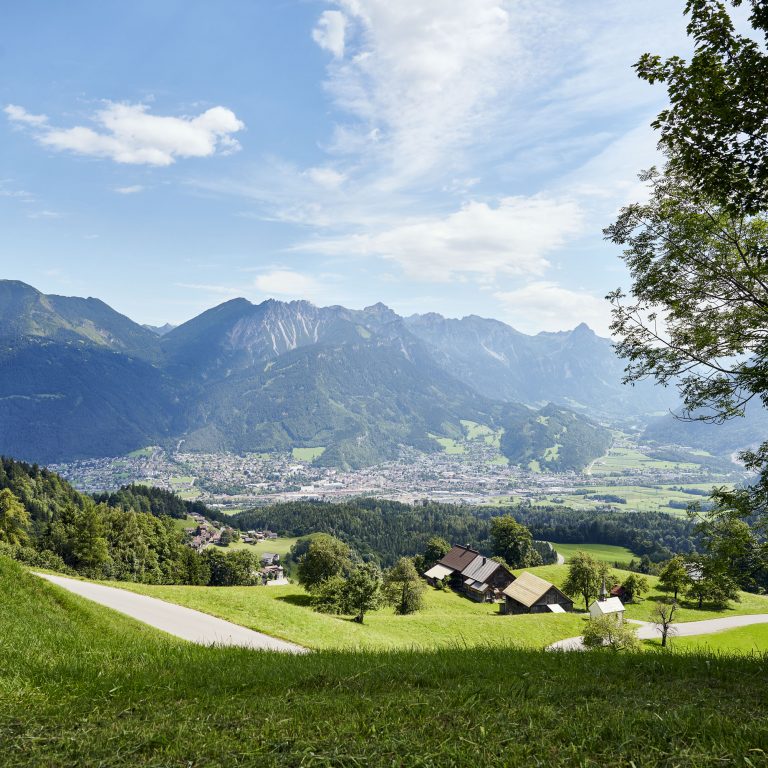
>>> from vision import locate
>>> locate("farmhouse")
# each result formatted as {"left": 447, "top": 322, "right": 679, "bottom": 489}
{"left": 502, "top": 571, "right": 573, "bottom": 614}
{"left": 426, "top": 545, "right": 515, "bottom": 602}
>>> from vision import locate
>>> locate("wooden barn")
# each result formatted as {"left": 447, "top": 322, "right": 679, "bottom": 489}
{"left": 460, "top": 554, "right": 515, "bottom": 602}
{"left": 502, "top": 571, "right": 573, "bottom": 614}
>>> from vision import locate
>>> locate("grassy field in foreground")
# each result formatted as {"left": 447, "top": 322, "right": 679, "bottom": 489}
{"left": 550, "top": 542, "right": 635, "bottom": 565}
{"left": 4, "top": 556, "right": 768, "bottom": 767}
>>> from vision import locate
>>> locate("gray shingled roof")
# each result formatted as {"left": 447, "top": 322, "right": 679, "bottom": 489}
{"left": 461, "top": 555, "right": 506, "bottom": 584}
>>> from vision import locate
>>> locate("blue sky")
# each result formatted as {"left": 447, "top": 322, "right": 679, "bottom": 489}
{"left": 1, "top": 1, "right": 702, "bottom": 334}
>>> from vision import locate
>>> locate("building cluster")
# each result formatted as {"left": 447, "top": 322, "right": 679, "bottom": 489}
{"left": 423, "top": 544, "right": 573, "bottom": 614}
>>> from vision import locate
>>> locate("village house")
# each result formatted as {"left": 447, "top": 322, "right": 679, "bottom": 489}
{"left": 425, "top": 544, "right": 515, "bottom": 602}
{"left": 502, "top": 571, "right": 573, "bottom": 614}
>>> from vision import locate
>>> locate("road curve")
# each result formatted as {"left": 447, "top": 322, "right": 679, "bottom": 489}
{"left": 35, "top": 573, "right": 307, "bottom": 654}
{"left": 548, "top": 613, "right": 768, "bottom": 651}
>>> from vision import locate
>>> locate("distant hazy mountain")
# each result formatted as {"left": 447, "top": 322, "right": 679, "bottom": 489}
{"left": 0, "top": 280, "right": 667, "bottom": 469}
{"left": 404, "top": 312, "right": 677, "bottom": 418}
{"left": 143, "top": 322, "right": 176, "bottom": 336}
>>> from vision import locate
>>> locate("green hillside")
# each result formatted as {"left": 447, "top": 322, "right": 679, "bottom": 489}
{"left": 4, "top": 555, "right": 768, "bottom": 767}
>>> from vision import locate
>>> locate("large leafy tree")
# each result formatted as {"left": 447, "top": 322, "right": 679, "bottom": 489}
{"left": 383, "top": 558, "right": 425, "bottom": 615}
{"left": 0, "top": 488, "right": 30, "bottom": 547}
{"left": 635, "top": 0, "right": 768, "bottom": 215}
{"left": 296, "top": 534, "right": 352, "bottom": 591}
{"left": 608, "top": 0, "right": 768, "bottom": 523}
{"left": 490, "top": 515, "right": 541, "bottom": 569}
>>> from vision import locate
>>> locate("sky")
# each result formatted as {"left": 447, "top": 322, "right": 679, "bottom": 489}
{"left": 0, "top": 1, "right": 703, "bottom": 335}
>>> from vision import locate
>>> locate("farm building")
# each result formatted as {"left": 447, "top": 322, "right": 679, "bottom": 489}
{"left": 502, "top": 571, "right": 573, "bottom": 614}
{"left": 589, "top": 596, "right": 625, "bottom": 622}
{"left": 426, "top": 545, "right": 515, "bottom": 602}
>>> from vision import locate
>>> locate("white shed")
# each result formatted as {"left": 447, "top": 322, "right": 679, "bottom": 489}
{"left": 589, "top": 596, "right": 625, "bottom": 622}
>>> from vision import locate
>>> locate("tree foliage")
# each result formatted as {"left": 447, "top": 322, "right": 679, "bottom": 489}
{"left": 490, "top": 515, "right": 542, "bottom": 568}
{"left": 582, "top": 616, "right": 639, "bottom": 652}
{"left": 563, "top": 552, "right": 603, "bottom": 611}
{"left": 635, "top": 0, "right": 768, "bottom": 215}
{"left": 658, "top": 556, "right": 691, "bottom": 601}
{"left": 0, "top": 488, "right": 30, "bottom": 547}
{"left": 296, "top": 534, "right": 352, "bottom": 592}
{"left": 383, "top": 558, "right": 425, "bottom": 615}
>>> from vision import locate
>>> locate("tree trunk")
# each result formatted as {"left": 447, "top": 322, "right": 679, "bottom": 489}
{"left": 661, "top": 629, "right": 667, "bottom": 648}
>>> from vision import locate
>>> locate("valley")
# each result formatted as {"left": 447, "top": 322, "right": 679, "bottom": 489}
{"left": 51, "top": 430, "right": 743, "bottom": 516}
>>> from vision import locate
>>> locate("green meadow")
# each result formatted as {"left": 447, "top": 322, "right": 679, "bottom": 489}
{"left": 550, "top": 542, "right": 636, "bottom": 565}
{"left": 5, "top": 556, "right": 768, "bottom": 767}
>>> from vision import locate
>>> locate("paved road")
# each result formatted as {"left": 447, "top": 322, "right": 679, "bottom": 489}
{"left": 35, "top": 573, "right": 307, "bottom": 654}
{"left": 548, "top": 613, "right": 768, "bottom": 651}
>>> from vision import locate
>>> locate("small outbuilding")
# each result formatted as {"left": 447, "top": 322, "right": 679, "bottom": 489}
{"left": 589, "top": 596, "right": 626, "bottom": 623}
{"left": 423, "top": 563, "right": 453, "bottom": 585}
{"left": 502, "top": 571, "right": 573, "bottom": 614}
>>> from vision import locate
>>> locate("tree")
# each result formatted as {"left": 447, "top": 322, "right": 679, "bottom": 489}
{"left": 296, "top": 535, "right": 352, "bottom": 591}
{"left": 652, "top": 601, "right": 678, "bottom": 648}
{"left": 0, "top": 488, "right": 30, "bottom": 547}
{"left": 658, "top": 556, "right": 691, "bottom": 601}
{"left": 343, "top": 562, "right": 383, "bottom": 623}
{"left": 608, "top": 1, "right": 768, "bottom": 516}
{"left": 422, "top": 537, "right": 451, "bottom": 570}
{"left": 686, "top": 558, "right": 741, "bottom": 609}
{"left": 310, "top": 574, "right": 347, "bottom": 614}
{"left": 582, "top": 616, "right": 639, "bottom": 652}
{"left": 383, "top": 558, "right": 425, "bottom": 615}
{"left": 204, "top": 549, "right": 257, "bottom": 586}
{"left": 71, "top": 504, "right": 110, "bottom": 574}
{"left": 563, "top": 552, "right": 601, "bottom": 611}
{"left": 621, "top": 573, "right": 649, "bottom": 603}
{"left": 635, "top": 0, "right": 768, "bottom": 215}
{"left": 490, "top": 515, "right": 541, "bottom": 569}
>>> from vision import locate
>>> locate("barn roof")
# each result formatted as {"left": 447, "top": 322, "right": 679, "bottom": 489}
{"left": 502, "top": 571, "right": 557, "bottom": 608}
{"left": 424, "top": 564, "right": 453, "bottom": 581}
{"left": 438, "top": 545, "right": 480, "bottom": 573}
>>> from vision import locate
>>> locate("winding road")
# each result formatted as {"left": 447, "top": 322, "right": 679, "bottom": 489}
{"left": 35, "top": 573, "right": 307, "bottom": 653}
{"left": 548, "top": 614, "right": 768, "bottom": 651}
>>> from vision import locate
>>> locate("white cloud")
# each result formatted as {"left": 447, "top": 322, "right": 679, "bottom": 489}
{"left": 114, "top": 185, "right": 145, "bottom": 194}
{"left": 9, "top": 102, "right": 244, "bottom": 166}
{"left": 253, "top": 269, "right": 321, "bottom": 298}
{"left": 306, "top": 166, "right": 346, "bottom": 189}
{"left": 312, "top": 10, "right": 347, "bottom": 58}
{"left": 298, "top": 195, "right": 582, "bottom": 281}
{"left": 4, "top": 104, "right": 48, "bottom": 126}
{"left": 314, "top": 0, "right": 526, "bottom": 183}
{"left": 494, "top": 281, "right": 611, "bottom": 335}
{"left": 27, "top": 209, "right": 62, "bottom": 219}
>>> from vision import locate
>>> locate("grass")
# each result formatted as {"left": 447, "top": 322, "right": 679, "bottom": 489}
{"left": 429, "top": 435, "right": 466, "bottom": 454}
{"left": 653, "top": 624, "right": 768, "bottom": 654}
{"left": 532, "top": 483, "right": 724, "bottom": 517}
{"left": 550, "top": 542, "right": 635, "bottom": 566}
{"left": 588, "top": 445, "right": 701, "bottom": 475}
{"left": 104, "top": 578, "right": 587, "bottom": 651}
{"left": 127, "top": 446, "right": 155, "bottom": 458}
{"left": 292, "top": 446, "right": 326, "bottom": 461}
{"left": 171, "top": 515, "right": 197, "bottom": 532}
{"left": 5, "top": 556, "right": 768, "bottom": 767}
{"left": 223, "top": 536, "right": 298, "bottom": 557}
{"left": 520, "top": 564, "right": 768, "bottom": 623}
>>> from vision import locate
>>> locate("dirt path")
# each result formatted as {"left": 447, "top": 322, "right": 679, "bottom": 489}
{"left": 548, "top": 613, "right": 768, "bottom": 651}
{"left": 35, "top": 573, "right": 307, "bottom": 653}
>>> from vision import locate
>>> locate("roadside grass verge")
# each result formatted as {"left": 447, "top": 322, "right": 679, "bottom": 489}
{"left": 4, "top": 556, "right": 768, "bottom": 767}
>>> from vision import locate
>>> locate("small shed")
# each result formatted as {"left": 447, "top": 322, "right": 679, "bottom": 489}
{"left": 589, "top": 596, "right": 625, "bottom": 623}
{"left": 423, "top": 563, "right": 453, "bottom": 585}
{"left": 502, "top": 571, "right": 573, "bottom": 614}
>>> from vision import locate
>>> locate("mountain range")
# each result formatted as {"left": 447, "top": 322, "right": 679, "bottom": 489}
{"left": 0, "top": 278, "right": 735, "bottom": 470}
